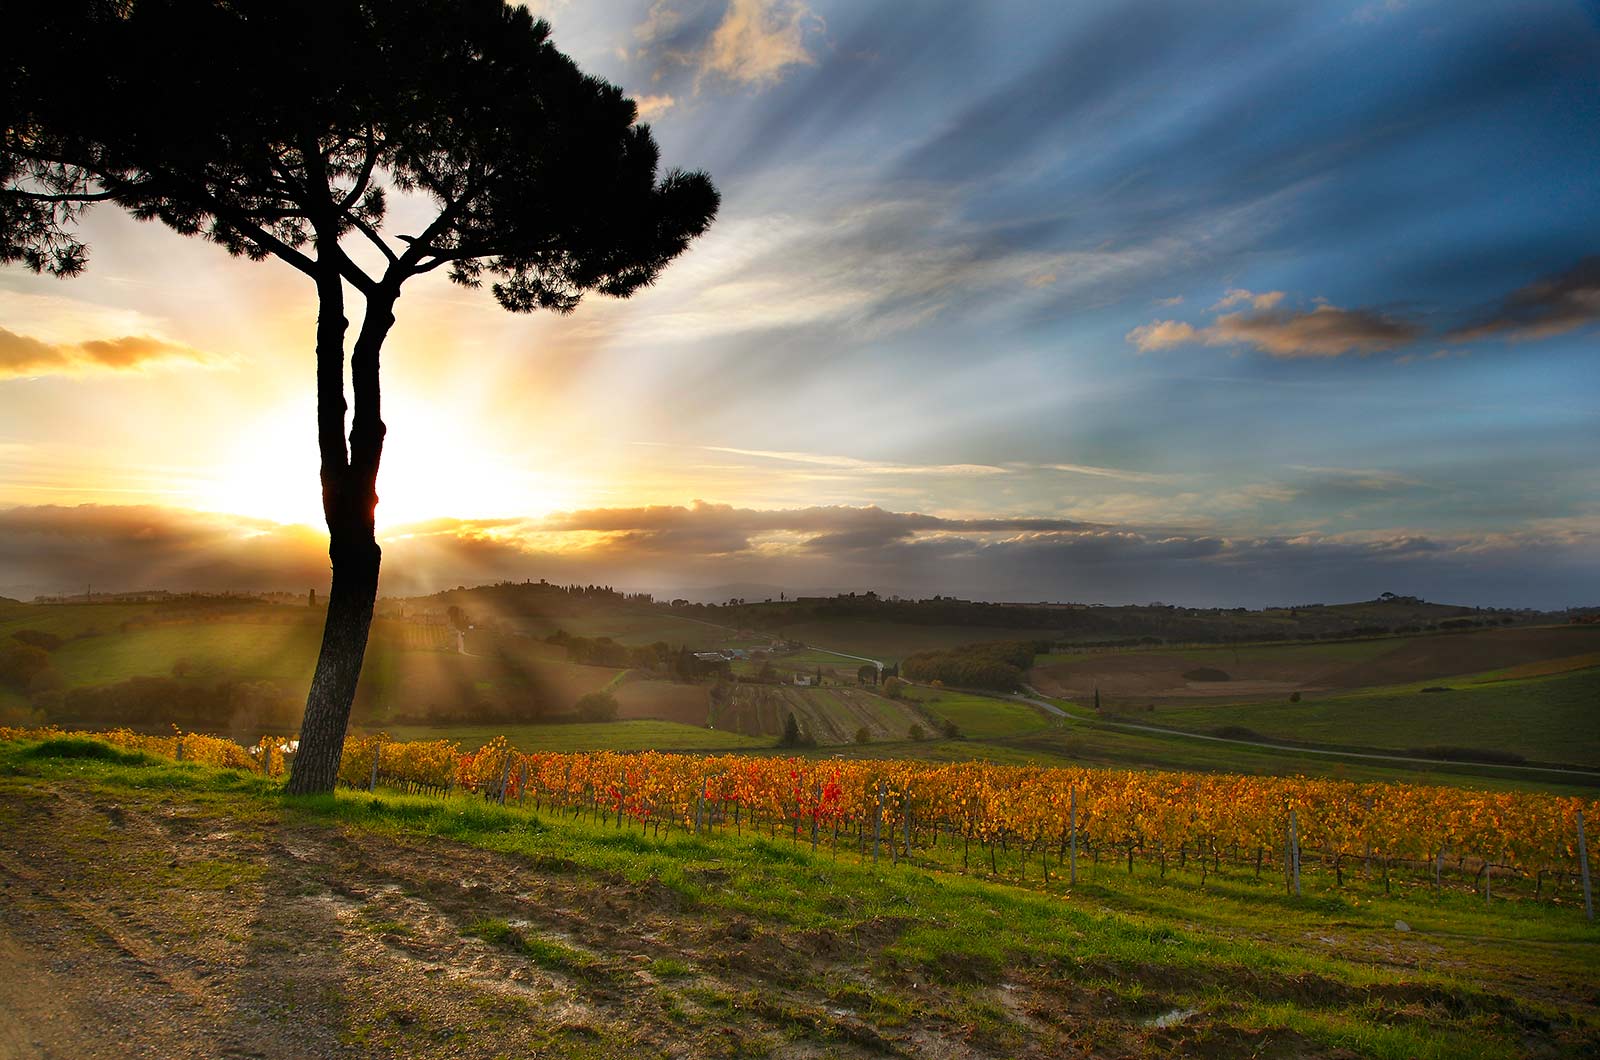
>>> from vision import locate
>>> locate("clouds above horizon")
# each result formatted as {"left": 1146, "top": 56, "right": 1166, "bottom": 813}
{"left": 1, "top": 1, "right": 1596, "bottom": 608}
{"left": 2, "top": 502, "right": 1594, "bottom": 609}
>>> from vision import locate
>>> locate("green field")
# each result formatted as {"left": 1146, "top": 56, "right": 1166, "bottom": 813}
{"left": 914, "top": 690, "right": 1054, "bottom": 740}
{"left": 5, "top": 741, "right": 1595, "bottom": 1059}
{"left": 1152, "top": 668, "right": 1600, "bottom": 768}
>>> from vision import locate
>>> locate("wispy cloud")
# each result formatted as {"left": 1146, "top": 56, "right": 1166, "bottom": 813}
{"left": 0, "top": 328, "right": 225, "bottom": 379}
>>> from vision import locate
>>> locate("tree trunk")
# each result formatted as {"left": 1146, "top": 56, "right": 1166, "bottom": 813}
{"left": 287, "top": 266, "right": 395, "bottom": 795}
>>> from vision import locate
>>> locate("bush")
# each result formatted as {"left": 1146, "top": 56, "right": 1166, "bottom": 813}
{"left": 939, "top": 718, "right": 962, "bottom": 739}
{"left": 882, "top": 676, "right": 908, "bottom": 700}
{"left": 0, "top": 644, "right": 53, "bottom": 692}
{"left": 907, "top": 722, "right": 926, "bottom": 741}
{"left": 573, "top": 690, "right": 619, "bottom": 722}
{"left": 10, "top": 629, "right": 63, "bottom": 652}
{"left": 854, "top": 726, "right": 871, "bottom": 744}
{"left": 1288, "top": 691, "right": 1301, "bottom": 703}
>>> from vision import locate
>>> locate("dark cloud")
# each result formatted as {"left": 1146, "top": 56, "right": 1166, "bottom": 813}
{"left": 0, "top": 328, "right": 220, "bottom": 378}
{"left": 1128, "top": 301, "right": 1422, "bottom": 358}
{"left": 1207, "top": 306, "right": 1423, "bottom": 358}
{"left": 1, "top": 503, "right": 1592, "bottom": 609}
{"left": 1447, "top": 256, "right": 1600, "bottom": 342}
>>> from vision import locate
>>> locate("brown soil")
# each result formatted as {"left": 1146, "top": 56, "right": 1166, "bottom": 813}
{"left": 1031, "top": 627, "right": 1600, "bottom": 703}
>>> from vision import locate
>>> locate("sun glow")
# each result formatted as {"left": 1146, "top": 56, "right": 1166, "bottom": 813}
{"left": 193, "top": 395, "right": 578, "bottom": 531}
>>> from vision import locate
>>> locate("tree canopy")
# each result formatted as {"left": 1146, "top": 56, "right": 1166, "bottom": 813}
{"left": 3, "top": 0, "right": 718, "bottom": 304}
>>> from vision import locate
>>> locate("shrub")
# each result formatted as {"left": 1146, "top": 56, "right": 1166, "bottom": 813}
{"left": 907, "top": 723, "right": 926, "bottom": 741}
{"left": 10, "top": 629, "right": 63, "bottom": 652}
{"left": 854, "top": 726, "right": 872, "bottom": 744}
{"left": 573, "top": 691, "right": 619, "bottom": 722}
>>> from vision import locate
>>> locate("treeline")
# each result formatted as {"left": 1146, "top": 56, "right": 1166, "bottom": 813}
{"left": 677, "top": 593, "right": 1529, "bottom": 646}
{"left": 901, "top": 640, "right": 1049, "bottom": 692}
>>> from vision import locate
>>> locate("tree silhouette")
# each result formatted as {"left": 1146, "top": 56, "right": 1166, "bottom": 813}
{"left": 3, "top": 1, "right": 718, "bottom": 792}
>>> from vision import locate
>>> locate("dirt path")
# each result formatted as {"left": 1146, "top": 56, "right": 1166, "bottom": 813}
{"left": 0, "top": 779, "right": 1101, "bottom": 1059}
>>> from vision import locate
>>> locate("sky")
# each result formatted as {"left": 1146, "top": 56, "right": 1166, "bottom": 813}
{"left": 1, "top": 0, "right": 1598, "bottom": 607}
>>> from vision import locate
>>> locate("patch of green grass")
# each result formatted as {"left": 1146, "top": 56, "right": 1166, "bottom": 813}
{"left": 648, "top": 956, "right": 693, "bottom": 978}
{"left": 464, "top": 917, "right": 597, "bottom": 972}
{"left": 916, "top": 691, "right": 1053, "bottom": 739}
{"left": 24, "top": 736, "right": 155, "bottom": 766}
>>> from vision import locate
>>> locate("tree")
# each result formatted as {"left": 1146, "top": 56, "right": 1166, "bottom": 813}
{"left": 573, "top": 690, "right": 619, "bottom": 722}
{"left": 777, "top": 711, "right": 801, "bottom": 748}
{"left": 4, "top": 1, "right": 717, "bottom": 793}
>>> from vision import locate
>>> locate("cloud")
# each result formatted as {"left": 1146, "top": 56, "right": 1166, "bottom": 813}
{"left": 637, "top": 0, "right": 820, "bottom": 91}
{"left": 1126, "top": 319, "right": 1200, "bottom": 353}
{"left": 1446, "top": 256, "right": 1600, "bottom": 343}
{"left": 633, "top": 93, "right": 677, "bottom": 119}
{"left": 1207, "top": 305, "right": 1422, "bottom": 358}
{"left": 1127, "top": 302, "right": 1422, "bottom": 358}
{"left": 0, "top": 502, "right": 1592, "bottom": 608}
{"left": 1035, "top": 462, "right": 1180, "bottom": 485}
{"left": 0, "top": 327, "right": 222, "bottom": 379}
{"left": 701, "top": 0, "right": 821, "bottom": 86}
{"left": 1211, "top": 288, "right": 1285, "bottom": 311}
{"left": 694, "top": 445, "right": 1007, "bottom": 477}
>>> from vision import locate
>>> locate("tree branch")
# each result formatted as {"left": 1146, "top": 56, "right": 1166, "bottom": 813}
{"left": 345, "top": 211, "right": 398, "bottom": 268}
{"left": 3, "top": 189, "right": 118, "bottom": 203}
{"left": 335, "top": 127, "right": 379, "bottom": 214}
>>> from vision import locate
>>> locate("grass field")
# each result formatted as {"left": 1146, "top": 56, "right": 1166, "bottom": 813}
{"left": 1152, "top": 667, "right": 1600, "bottom": 768}
{"left": 3, "top": 741, "right": 1595, "bottom": 1058}
{"left": 913, "top": 690, "right": 1054, "bottom": 740}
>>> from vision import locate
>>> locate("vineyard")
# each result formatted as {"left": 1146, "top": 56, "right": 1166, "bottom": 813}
{"left": 8, "top": 724, "right": 1594, "bottom": 916}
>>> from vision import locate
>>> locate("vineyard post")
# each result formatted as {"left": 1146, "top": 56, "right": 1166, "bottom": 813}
{"left": 517, "top": 763, "right": 528, "bottom": 808}
{"left": 1435, "top": 843, "right": 1445, "bottom": 891}
{"left": 873, "top": 781, "right": 884, "bottom": 865}
{"left": 1286, "top": 810, "right": 1302, "bottom": 897}
{"left": 262, "top": 742, "right": 272, "bottom": 777}
{"left": 811, "top": 781, "right": 820, "bottom": 852}
{"left": 616, "top": 777, "right": 626, "bottom": 827}
{"left": 369, "top": 740, "right": 381, "bottom": 792}
{"left": 694, "top": 788, "right": 703, "bottom": 834}
{"left": 1363, "top": 794, "right": 1374, "bottom": 875}
{"left": 1484, "top": 857, "right": 1491, "bottom": 904}
{"left": 1579, "top": 809, "right": 1594, "bottom": 922}
{"left": 1292, "top": 810, "right": 1302, "bottom": 897}
{"left": 1070, "top": 787, "right": 1078, "bottom": 887}
{"left": 175, "top": 736, "right": 185, "bottom": 763}
{"left": 497, "top": 754, "right": 514, "bottom": 806}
